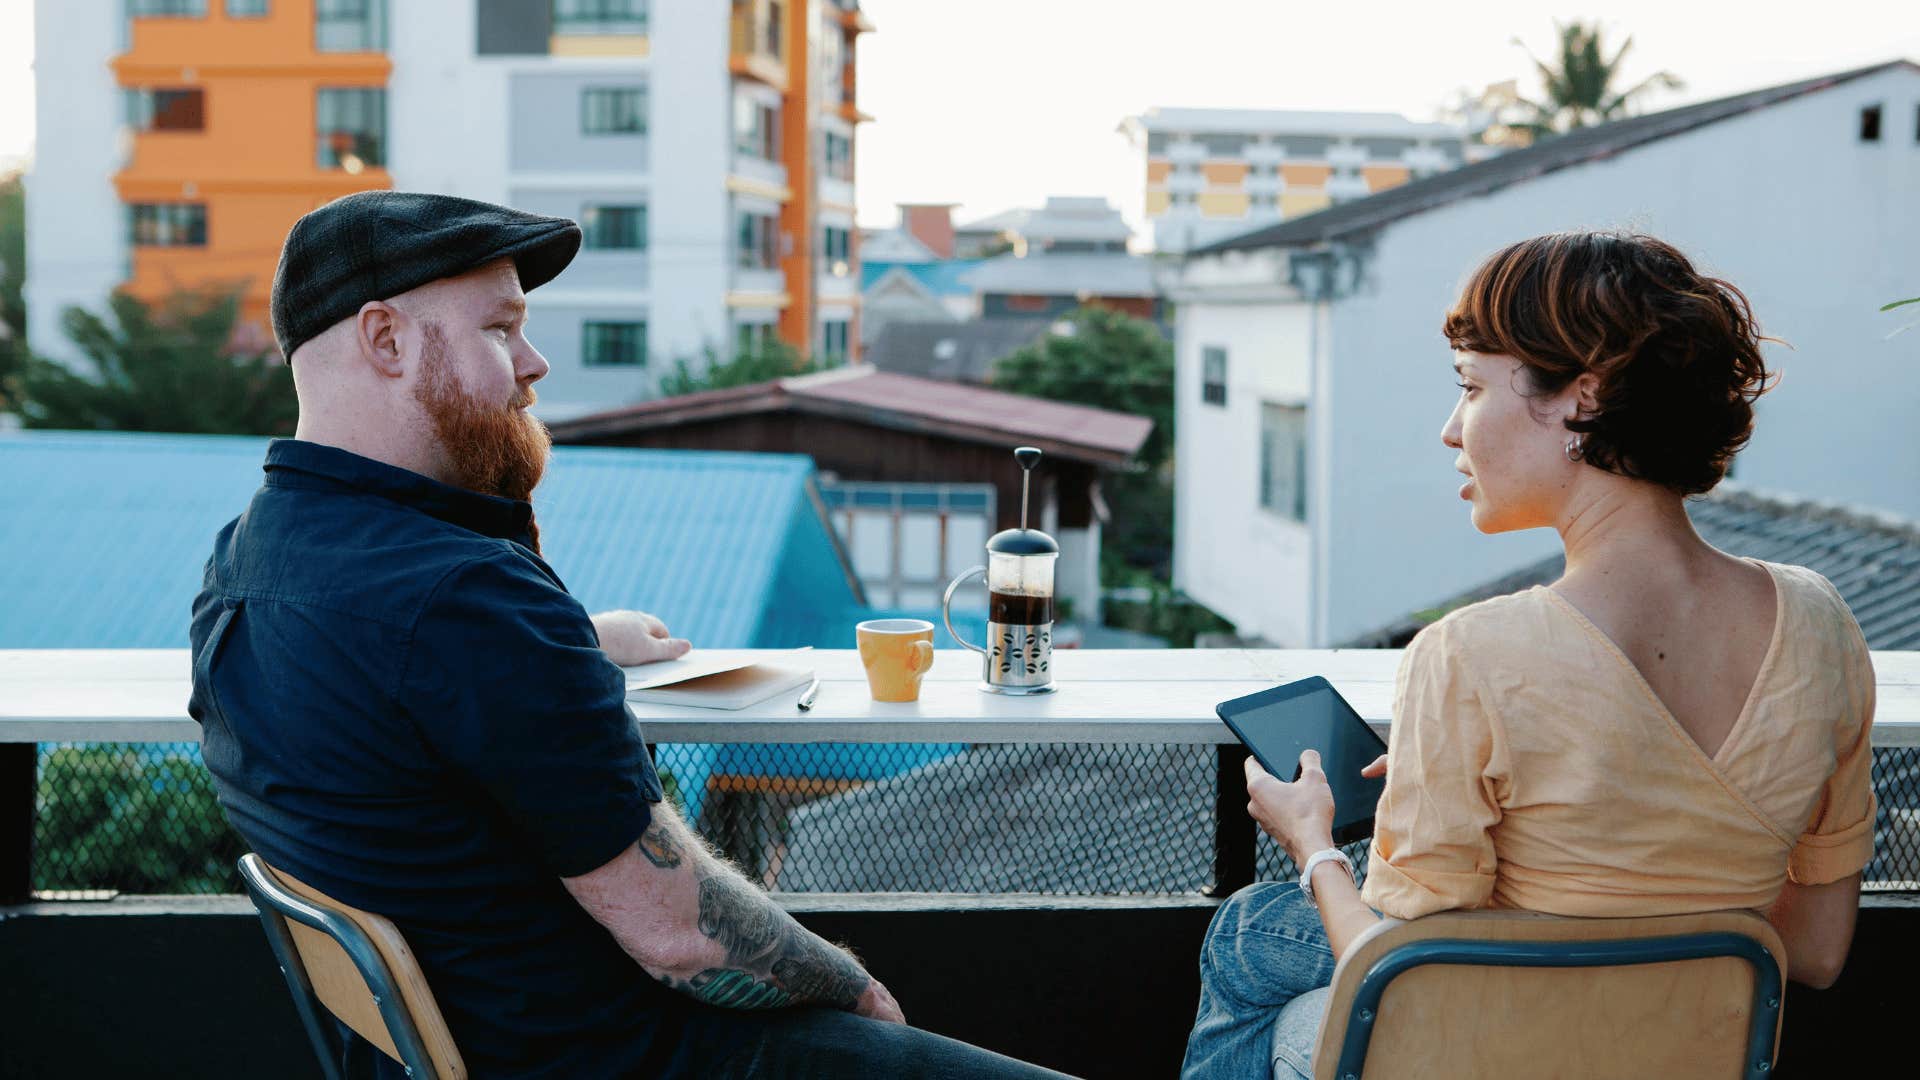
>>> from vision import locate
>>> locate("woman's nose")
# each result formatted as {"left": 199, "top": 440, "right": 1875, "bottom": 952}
{"left": 1441, "top": 400, "right": 1464, "bottom": 449}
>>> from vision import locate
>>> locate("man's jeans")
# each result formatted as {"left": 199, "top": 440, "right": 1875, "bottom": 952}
{"left": 1181, "top": 882, "right": 1361, "bottom": 1080}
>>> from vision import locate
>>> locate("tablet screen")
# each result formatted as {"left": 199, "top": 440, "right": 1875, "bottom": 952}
{"left": 1221, "top": 679, "right": 1387, "bottom": 836}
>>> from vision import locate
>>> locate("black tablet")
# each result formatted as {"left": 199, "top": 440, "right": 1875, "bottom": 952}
{"left": 1216, "top": 676, "right": 1388, "bottom": 846}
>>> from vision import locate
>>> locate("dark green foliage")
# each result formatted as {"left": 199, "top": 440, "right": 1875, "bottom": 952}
{"left": 12, "top": 286, "right": 297, "bottom": 435}
{"left": 991, "top": 306, "right": 1177, "bottom": 583}
{"left": 657, "top": 340, "right": 820, "bottom": 397}
{"left": 35, "top": 745, "right": 246, "bottom": 894}
{"left": 0, "top": 170, "right": 24, "bottom": 410}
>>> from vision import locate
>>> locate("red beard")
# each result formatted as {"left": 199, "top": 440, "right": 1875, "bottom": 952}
{"left": 413, "top": 324, "right": 551, "bottom": 549}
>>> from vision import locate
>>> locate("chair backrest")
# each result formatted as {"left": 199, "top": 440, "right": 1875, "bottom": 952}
{"left": 238, "top": 853, "right": 467, "bottom": 1080}
{"left": 1310, "top": 908, "right": 1786, "bottom": 1080}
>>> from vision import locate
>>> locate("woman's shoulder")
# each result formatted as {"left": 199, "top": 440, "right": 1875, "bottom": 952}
{"left": 1753, "top": 559, "right": 1872, "bottom": 655}
{"left": 1404, "top": 587, "right": 1560, "bottom": 666}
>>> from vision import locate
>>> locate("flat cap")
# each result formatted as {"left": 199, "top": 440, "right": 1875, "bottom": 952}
{"left": 270, "top": 190, "right": 582, "bottom": 359}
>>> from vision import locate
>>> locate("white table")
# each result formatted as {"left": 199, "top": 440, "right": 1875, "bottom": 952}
{"left": 3, "top": 648, "right": 1918, "bottom": 746}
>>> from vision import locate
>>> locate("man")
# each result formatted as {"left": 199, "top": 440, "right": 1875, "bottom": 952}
{"left": 189, "top": 191, "right": 1067, "bottom": 1079}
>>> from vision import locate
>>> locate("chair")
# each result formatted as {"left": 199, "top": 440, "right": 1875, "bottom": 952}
{"left": 238, "top": 853, "right": 467, "bottom": 1080}
{"left": 1307, "top": 908, "right": 1786, "bottom": 1080}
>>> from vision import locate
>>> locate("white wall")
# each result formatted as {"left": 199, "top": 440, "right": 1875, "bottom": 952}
{"left": 1172, "top": 277, "right": 1317, "bottom": 646}
{"left": 25, "top": 0, "right": 121, "bottom": 367}
{"left": 1318, "top": 64, "right": 1920, "bottom": 645}
{"left": 652, "top": 1, "right": 734, "bottom": 371}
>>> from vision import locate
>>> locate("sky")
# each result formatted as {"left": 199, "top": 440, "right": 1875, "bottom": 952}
{"left": 2, "top": 1, "right": 1916, "bottom": 235}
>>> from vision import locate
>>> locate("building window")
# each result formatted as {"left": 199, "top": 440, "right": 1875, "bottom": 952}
{"left": 125, "top": 89, "right": 205, "bottom": 132}
{"left": 819, "top": 319, "right": 850, "bottom": 364}
{"left": 581, "top": 205, "right": 647, "bottom": 250}
{"left": 225, "top": 0, "right": 269, "bottom": 15}
{"left": 735, "top": 321, "right": 774, "bottom": 358}
{"left": 1860, "top": 104, "right": 1883, "bottom": 142}
{"left": 128, "top": 0, "right": 207, "bottom": 15}
{"left": 821, "top": 225, "right": 852, "bottom": 273}
{"left": 315, "top": 0, "right": 386, "bottom": 51}
{"left": 553, "top": 0, "right": 649, "bottom": 36}
{"left": 581, "top": 86, "right": 647, "bottom": 135}
{"left": 734, "top": 96, "right": 780, "bottom": 160}
{"left": 1201, "top": 346, "right": 1227, "bottom": 406}
{"left": 583, "top": 321, "right": 646, "bottom": 366}
{"left": 736, "top": 210, "right": 778, "bottom": 270}
{"left": 128, "top": 203, "right": 207, "bottom": 246}
{"left": 316, "top": 88, "right": 386, "bottom": 170}
{"left": 1915, "top": 103, "right": 1920, "bottom": 143}
{"left": 824, "top": 131, "right": 854, "bottom": 181}
{"left": 764, "top": 0, "right": 784, "bottom": 57}
{"left": 1260, "top": 402, "right": 1308, "bottom": 523}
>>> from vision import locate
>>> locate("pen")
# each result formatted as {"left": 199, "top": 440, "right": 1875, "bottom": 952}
{"left": 796, "top": 678, "right": 821, "bottom": 711}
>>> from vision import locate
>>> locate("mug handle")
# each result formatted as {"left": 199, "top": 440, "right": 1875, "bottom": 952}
{"left": 910, "top": 640, "right": 935, "bottom": 675}
{"left": 942, "top": 565, "right": 988, "bottom": 656}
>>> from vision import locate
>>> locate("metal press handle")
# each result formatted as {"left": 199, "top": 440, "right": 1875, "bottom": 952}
{"left": 941, "top": 565, "right": 988, "bottom": 655}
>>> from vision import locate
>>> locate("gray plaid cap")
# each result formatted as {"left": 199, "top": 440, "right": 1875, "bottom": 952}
{"left": 270, "top": 190, "right": 582, "bottom": 359}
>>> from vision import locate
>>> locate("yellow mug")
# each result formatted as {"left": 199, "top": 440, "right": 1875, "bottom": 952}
{"left": 856, "top": 619, "right": 936, "bottom": 702}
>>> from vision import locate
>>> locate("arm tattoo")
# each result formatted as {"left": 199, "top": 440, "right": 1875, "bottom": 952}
{"left": 685, "top": 864, "right": 870, "bottom": 1011}
{"left": 637, "top": 821, "right": 683, "bottom": 869}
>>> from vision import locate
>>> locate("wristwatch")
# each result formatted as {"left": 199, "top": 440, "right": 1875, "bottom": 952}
{"left": 1298, "top": 847, "right": 1355, "bottom": 901}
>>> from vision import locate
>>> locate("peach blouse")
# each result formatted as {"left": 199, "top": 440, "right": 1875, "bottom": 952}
{"left": 1360, "top": 560, "right": 1878, "bottom": 921}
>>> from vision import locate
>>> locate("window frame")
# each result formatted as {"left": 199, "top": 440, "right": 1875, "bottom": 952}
{"left": 582, "top": 320, "right": 648, "bottom": 367}
{"left": 225, "top": 0, "right": 269, "bottom": 16}
{"left": 1201, "top": 346, "right": 1228, "bottom": 407}
{"left": 581, "top": 204, "right": 648, "bottom": 251}
{"left": 127, "top": 202, "right": 209, "bottom": 247}
{"left": 1258, "top": 400, "right": 1309, "bottom": 524}
{"left": 553, "top": 0, "right": 649, "bottom": 36}
{"left": 126, "top": 88, "right": 206, "bottom": 133}
{"left": 315, "top": 87, "right": 387, "bottom": 170}
{"left": 735, "top": 209, "right": 779, "bottom": 271}
{"left": 1860, "top": 103, "right": 1883, "bottom": 143}
{"left": 580, "top": 86, "right": 647, "bottom": 136}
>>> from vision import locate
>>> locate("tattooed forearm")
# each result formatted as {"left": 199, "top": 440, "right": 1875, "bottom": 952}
{"left": 689, "top": 865, "right": 870, "bottom": 1010}
{"left": 637, "top": 820, "right": 683, "bottom": 869}
{"left": 669, "top": 968, "right": 794, "bottom": 1010}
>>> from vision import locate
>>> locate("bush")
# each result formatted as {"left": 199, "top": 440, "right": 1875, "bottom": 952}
{"left": 34, "top": 744, "right": 246, "bottom": 894}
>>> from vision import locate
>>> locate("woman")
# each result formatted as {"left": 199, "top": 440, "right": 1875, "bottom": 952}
{"left": 1181, "top": 231, "right": 1877, "bottom": 1079}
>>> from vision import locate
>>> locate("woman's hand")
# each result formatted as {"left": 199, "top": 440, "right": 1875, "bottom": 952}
{"left": 1245, "top": 750, "right": 1338, "bottom": 866}
{"left": 1362, "top": 754, "right": 1387, "bottom": 779}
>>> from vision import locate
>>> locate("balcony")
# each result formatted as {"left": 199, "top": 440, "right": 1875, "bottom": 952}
{"left": 3, "top": 648, "right": 1917, "bottom": 1076}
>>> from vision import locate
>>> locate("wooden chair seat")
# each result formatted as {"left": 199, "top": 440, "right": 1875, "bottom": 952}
{"left": 1308, "top": 907, "right": 1786, "bottom": 1080}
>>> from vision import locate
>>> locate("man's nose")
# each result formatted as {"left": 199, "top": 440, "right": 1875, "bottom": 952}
{"left": 518, "top": 342, "right": 550, "bottom": 385}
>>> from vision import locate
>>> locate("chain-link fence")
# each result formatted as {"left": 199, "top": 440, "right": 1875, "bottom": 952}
{"left": 26, "top": 742, "right": 1920, "bottom": 896}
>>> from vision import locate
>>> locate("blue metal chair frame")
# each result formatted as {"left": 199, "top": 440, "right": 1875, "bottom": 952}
{"left": 1330, "top": 931, "right": 1784, "bottom": 1080}
{"left": 238, "top": 853, "right": 443, "bottom": 1080}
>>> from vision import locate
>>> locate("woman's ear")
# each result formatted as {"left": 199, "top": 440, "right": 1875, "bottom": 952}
{"left": 1569, "top": 372, "right": 1602, "bottom": 422}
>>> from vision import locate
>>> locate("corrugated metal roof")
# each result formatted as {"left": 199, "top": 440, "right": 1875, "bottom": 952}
{"left": 1194, "top": 60, "right": 1918, "bottom": 257}
{"left": 1343, "top": 484, "right": 1920, "bottom": 650}
{"left": 0, "top": 432, "right": 860, "bottom": 650}
{"left": 859, "top": 259, "right": 987, "bottom": 296}
{"left": 959, "top": 252, "right": 1157, "bottom": 298}
{"left": 866, "top": 318, "right": 1053, "bottom": 384}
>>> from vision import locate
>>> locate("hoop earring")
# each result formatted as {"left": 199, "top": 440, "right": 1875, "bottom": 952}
{"left": 1565, "top": 435, "right": 1585, "bottom": 463}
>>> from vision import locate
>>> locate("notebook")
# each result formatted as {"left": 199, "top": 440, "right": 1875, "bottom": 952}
{"left": 624, "top": 649, "right": 815, "bottom": 711}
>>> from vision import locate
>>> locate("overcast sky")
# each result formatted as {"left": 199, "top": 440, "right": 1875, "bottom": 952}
{"left": 3, "top": 1, "right": 1915, "bottom": 234}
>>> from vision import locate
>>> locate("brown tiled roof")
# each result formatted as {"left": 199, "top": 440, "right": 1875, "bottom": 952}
{"left": 546, "top": 367, "right": 1154, "bottom": 467}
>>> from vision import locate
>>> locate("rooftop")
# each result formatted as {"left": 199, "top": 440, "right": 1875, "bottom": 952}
{"left": 1128, "top": 106, "right": 1464, "bottom": 139}
{"left": 960, "top": 252, "right": 1157, "bottom": 298}
{"left": 864, "top": 318, "right": 1053, "bottom": 385}
{"left": 1195, "top": 59, "right": 1920, "bottom": 256}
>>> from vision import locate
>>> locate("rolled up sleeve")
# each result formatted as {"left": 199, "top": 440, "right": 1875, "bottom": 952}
{"left": 1361, "top": 620, "right": 1506, "bottom": 919}
{"left": 1788, "top": 647, "right": 1878, "bottom": 886}
{"left": 401, "top": 551, "right": 663, "bottom": 878}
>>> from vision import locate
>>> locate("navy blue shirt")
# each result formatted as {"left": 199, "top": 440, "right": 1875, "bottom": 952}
{"left": 189, "top": 439, "right": 675, "bottom": 1079}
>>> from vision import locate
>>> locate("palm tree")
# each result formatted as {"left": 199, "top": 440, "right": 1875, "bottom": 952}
{"left": 1512, "top": 21, "right": 1684, "bottom": 138}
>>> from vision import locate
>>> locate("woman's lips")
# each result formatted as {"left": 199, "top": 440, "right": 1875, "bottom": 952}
{"left": 1459, "top": 477, "right": 1474, "bottom": 499}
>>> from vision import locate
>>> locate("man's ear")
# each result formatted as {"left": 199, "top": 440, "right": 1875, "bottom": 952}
{"left": 353, "top": 301, "right": 406, "bottom": 378}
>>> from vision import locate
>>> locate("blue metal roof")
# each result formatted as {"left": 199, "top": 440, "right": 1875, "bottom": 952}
{"left": 0, "top": 432, "right": 867, "bottom": 650}
{"left": 859, "top": 258, "right": 988, "bottom": 296}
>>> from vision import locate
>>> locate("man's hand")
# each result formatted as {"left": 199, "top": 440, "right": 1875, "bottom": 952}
{"left": 854, "top": 977, "right": 906, "bottom": 1025}
{"left": 591, "top": 609, "right": 691, "bottom": 666}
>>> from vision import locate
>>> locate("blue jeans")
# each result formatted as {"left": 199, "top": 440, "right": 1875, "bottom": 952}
{"left": 1182, "top": 883, "right": 1358, "bottom": 1080}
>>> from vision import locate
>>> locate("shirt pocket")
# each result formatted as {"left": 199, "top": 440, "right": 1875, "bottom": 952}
{"left": 192, "top": 596, "right": 245, "bottom": 740}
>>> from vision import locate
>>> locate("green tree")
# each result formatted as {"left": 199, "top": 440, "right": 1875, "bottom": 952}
{"left": 1513, "top": 21, "right": 1684, "bottom": 137}
{"left": 0, "top": 169, "right": 26, "bottom": 410}
{"left": 656, "top": 338, "right": 820, "bottom": 397}
{"left": 10, "top": 285, "right": 297, "bottom": 434}
{"left": 990, "top": 305, "right": 1176, "bottom": 585}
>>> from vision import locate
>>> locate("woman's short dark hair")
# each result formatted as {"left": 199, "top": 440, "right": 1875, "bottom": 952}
{"left": 1442, "top": 231, "right": 1776, "bottom": 496}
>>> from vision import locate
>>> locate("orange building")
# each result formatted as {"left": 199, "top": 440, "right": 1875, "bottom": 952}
{"left": 113, "top": 0, "right": 392, "bottom": 347}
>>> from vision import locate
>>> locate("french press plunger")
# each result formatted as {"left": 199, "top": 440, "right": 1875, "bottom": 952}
{"left": 942, "top": 446, "right": 1058, "bottom": 695}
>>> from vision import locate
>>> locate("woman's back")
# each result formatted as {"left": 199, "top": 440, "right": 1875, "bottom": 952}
{"left": 1359, "top": 560, "right": 1876, "bottom": 921}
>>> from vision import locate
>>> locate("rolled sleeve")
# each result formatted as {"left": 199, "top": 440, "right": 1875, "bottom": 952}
{"left": 1361, "top": 620, "right": 1505, "bottom": 920}
{"left": 1788, "top": 650, "right": 1878, "bottom": 886}
{"left": 401, "top": 551, "right": 663, "bottom": 877}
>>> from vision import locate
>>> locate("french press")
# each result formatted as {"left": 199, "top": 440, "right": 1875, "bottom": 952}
{"left": 942, "top": 446, "right": 1058, "bottom": 695}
